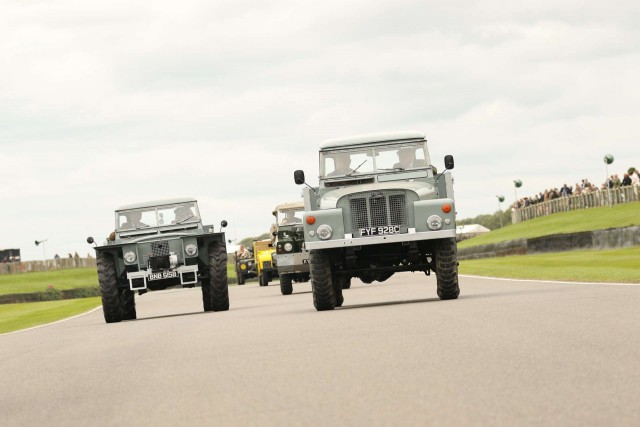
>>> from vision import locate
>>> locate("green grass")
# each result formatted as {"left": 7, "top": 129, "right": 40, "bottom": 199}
{"left": 459, "top": 202, "right": 640, "bottom": 249}
{"left": 0, "top": 268, "right": 98, "bottom": 296}
{"left": 459, "top": 246, "right": 640, "bottom": 283}
{"left": 0, "top": 297, "right": 101, "bottom": 334}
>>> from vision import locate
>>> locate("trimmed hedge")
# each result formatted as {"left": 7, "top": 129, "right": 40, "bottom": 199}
{"left": 0, "top": 287, "right": 101, "bottom": 305}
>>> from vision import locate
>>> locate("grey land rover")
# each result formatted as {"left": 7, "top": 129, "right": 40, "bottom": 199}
{"left": 294, "top": 131, "right": 459, "bottom": 311}
{"left": 87, "top": 197, "right": 229, "bottom": 323}
{"left": 272, "top": 201, "right": 310, "bottom": 295}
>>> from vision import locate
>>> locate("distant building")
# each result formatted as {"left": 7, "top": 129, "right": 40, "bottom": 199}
{"left": 0, "top": 248, "right": 21, "bottom": 263}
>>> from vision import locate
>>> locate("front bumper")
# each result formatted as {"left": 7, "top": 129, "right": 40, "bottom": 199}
{"left": 274, "top": 252, "right": 310, "bottom": 274}
{"left": 126, "top": 264, "right": 199, "bottom": 290}
{"left": 304, "top": 228, "right": 456, "bottom": 250}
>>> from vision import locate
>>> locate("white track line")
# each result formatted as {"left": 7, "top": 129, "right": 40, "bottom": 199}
{"left": 460, "top": 274, "right": 640, "bottom": 287}
{"left": 0, "top": 305, "right": 102, "bottom": 337}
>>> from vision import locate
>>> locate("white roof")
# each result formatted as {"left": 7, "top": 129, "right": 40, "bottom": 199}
{"left": 456, "top": 224, "right": 491, "bottom": 234}
{"left": 116, "top": 197, "right": 197, "bottom": 211}
{"left": 320, "top": 131, "right": 426, "bottom": 150}
{"left": 273, "top": 201, "right": 304, "bottom": 212}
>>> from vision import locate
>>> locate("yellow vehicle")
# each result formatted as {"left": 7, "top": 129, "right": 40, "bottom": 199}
{"left": 253, "top": 239, "right": 278, "bottom": 286}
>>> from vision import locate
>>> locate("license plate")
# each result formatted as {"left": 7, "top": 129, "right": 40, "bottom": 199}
{"left": 359, "top": 225, "right": 401, "bottom": 236}
{"left": 149, "top": 271, "right": 178, "bottom": 281}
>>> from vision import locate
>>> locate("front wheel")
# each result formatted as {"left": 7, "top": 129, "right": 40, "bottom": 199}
{"left": 280, "top": 274, "right": 293, "bottom": 295}
{"left": 203, "top": 243, "right": 229, "bottom": 311}
{"left": 309, "top": 250, "right": 335, "bottom": 311}
{"left": 435, "top": 238, "right": 460, "bottom": 300}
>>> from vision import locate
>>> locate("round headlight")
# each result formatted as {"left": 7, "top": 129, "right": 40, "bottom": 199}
{"left": 316, "top": 224, "right": 333, "bottom": 240}
{"left": 185, "top": 244, "right": 198, "bottom": 256}
{"left": 124, "top": 251, "right": 137, "bottom": 263}
{"left": 240, "top": 263, "right": 247, "bottom": 270}
{"left": 284, "top": 243, "right": 293, "bottom": 252}
{"left": 427, "top": 215, "right": 443, "bottom": 231}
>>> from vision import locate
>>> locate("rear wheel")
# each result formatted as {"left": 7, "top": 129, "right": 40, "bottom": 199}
{"left": 310, "top": 250, "right": 335, "bottom": 311}
{"left": 332, "top": 275, "right": 346, "bottom": 307}
{"left": 97, "top": 253, "right": 122, "bottom": 323}
{"left": 203, "top": 243, "right": 229, "bottom": 311}
{"left": 435, "top": 238, "right": 460, "bottom": 300}
{"left": 120, "top": 288, "right": 137, "bottom": 320}
{"left": 280, "top": 274, "right": 293, "bottom": 295}
{"left": 259, "top": 271, "right": 269, "bottom": 287}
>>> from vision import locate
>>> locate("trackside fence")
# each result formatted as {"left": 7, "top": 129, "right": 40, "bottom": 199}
{"left": 512, "top": 186, "right": 639, "bottom": 224}
{"left": 0, "top": 257, "right": 97, "bottom": 275}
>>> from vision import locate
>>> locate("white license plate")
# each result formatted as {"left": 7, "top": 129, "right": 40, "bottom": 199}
{"left": 359, "top": 225, "right": 401, "bottom": 236}
{"left": 149, "top": 271, "right": 178, "bottom": 281}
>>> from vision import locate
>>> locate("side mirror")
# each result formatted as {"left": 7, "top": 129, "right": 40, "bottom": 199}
{"left": 294, "top": 170, "right": 305, "bottom": 185}
{"left": 87, "top": 237, "right": 95, "bottom": 244}
{"left": 220, "top": 220, "right": 228, "bottom": 229}
{"left": 272, "top": 231, "right": 277, "bottom": 237}
{"left": 444, "top": 155, "right": 454, "bottom": 170}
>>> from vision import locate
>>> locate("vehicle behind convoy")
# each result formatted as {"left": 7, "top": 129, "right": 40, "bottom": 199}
{"left": 294, "top": 131, "right": 459, "bottom": 311}
{"left": 253, "top": 239, "right": 278, "bottom": 286}
{"left": 87, "top": 197, "right": 229, "bottom": 323}
{"left": 234, "top": 248, "right": 256, "bottom": 285}
{"left": 272, "top": 201, "right": 310, "bottom": 295}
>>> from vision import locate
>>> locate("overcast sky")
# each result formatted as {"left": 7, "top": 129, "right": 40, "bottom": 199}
{"left": 1, "top": 0, "right": 639, "bottom": 261}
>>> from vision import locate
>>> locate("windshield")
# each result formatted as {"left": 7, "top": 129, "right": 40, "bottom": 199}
{"left": 277, "top": 209, "right": 304, "bottom": 226}
{"left": 116, "top": 202, "right": 200, "bottom": 231}
{"left": 320, "top": 142, "right": 429, "bottom": 178}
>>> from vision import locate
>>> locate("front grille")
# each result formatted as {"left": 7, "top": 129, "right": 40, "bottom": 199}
{"left": 149, "top": 256, "right": 170, "bottom": 270}
{"left": 151, "top": 241, "right": 169, "bottom": 257}
{"left": 349, "top": 191, "right": 408, "bottom": 231}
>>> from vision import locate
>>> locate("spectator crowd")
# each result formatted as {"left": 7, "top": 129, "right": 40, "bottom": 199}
{"left": 514, "top": 167, "right": 640, "bottom": 209}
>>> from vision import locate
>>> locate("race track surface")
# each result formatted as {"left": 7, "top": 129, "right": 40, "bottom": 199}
{"left": 1, "top": 274, "right": 639, "bottom": 426}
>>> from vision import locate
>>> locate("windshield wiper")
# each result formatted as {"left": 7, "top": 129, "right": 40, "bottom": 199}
{"left": 176, "top": 215, "right": 194, "bottom": 224}
{"left": 378, "top": 167, "right": 405, "bottom": 171}
{"left": 346, "top": 160, "right": 368, "bottom": 176}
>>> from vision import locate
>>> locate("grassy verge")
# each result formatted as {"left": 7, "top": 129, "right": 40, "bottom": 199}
{"left": 459, "top": 246, "right": 640, "bottom": 283}
{"left": 0, "top": 268, "right": 97, "bottom": 296}
{"left": 459, "top": 202, "right": 640, "bottom": 249}
{"left": 0, "top": 297, "right": 101, "bottom": 334}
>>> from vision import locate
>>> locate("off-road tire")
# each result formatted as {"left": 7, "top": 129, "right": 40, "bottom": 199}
{"left": 120, "top": 288, "right": 137, "bottom": 320}
{"left": 435, "top": 238, "right": 460, "bottom": 300}
{"left": 97, "top": 253, "right": 122, "bottom": 323}
{"left": 204, "top": 243, "right": 229, "bottom": 311}
{"left": 237, "top": 271, "right": 245, "bottom": 285}
{"left": 340, "top": 277, "right": 351, "bottom": 289}
{"left": 280, "top": 274, "right": 293, "bottom": 295}
{"left": 310, "top": 250, "right": 335, "bottom": 311}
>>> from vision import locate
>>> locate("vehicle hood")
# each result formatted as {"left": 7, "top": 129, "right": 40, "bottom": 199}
{"left": 318, "top": 181, "right": 436, "bottom": 209}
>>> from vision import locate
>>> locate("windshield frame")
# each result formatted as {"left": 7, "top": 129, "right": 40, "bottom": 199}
{"left": 319, "top": 141, "right": 430, "bottom": 179}
{"left": 115, "top": 202, "right": 202, "bottom": 232}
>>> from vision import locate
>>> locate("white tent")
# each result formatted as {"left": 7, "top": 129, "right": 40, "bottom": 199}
{"left": 456, "top": 224, "right": 490, "bottom": 241}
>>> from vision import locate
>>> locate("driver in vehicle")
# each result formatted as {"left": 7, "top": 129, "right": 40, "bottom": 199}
{"left": 281, "top": 211, "right": 302, "bottom": 225}
{"left": 328, "top": 154, "right": 353, "bottom": 177}
{"left": 173, "top": 206, "right": 195, "bottom": 223}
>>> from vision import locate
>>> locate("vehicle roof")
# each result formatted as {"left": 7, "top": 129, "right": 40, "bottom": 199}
{"left": 273, "top": 201, "right": 304, "bottom": 212}
{"left": 320, "top": 131, "right": 426, "bottom": 150}
{"left": 116, "top": 197, "right": 197, "bottom": 211}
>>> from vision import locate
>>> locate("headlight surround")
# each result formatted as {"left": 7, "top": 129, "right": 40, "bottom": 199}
{"left": 124, "top": 251, "right": 137, "bottom": 263}
{"left": 316, "top": 224, "right": 333, "bottom": 240}
{"left": 427, "top": 215, "right": 443, "bottom": 231}
{"left": 185, "top": 244, "right": 198, "bottom": 256}
{"left": 284, "top": 243, "right": 293, "bottom": 252}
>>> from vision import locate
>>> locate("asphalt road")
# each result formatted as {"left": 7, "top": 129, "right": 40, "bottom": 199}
{"left": 1, "top": 274, "right": 639, "bottom": 426}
